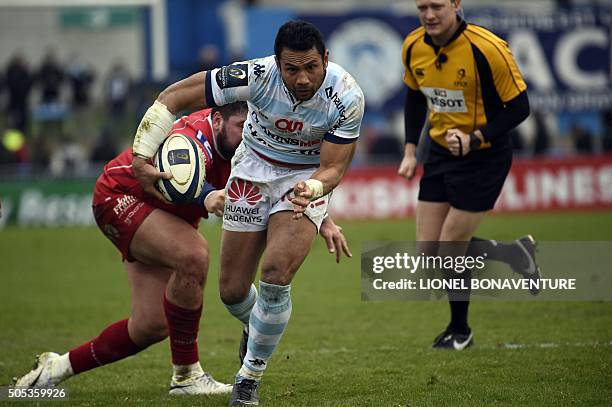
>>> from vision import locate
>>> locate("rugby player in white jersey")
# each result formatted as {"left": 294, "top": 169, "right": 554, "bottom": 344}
{"left": 130, "top": 21, "right": 363, "bottom": 406}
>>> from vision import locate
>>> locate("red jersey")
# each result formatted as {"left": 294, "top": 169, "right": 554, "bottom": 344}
{"left": 93, "top": 109, "right": 231, "bottom": 225}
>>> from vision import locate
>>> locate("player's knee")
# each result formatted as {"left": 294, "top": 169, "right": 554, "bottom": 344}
{"left": 177, "top": 245, "right": 209, "bottom": 286}
{"left": 219, "top": 282, "right": 250, "bottom": 305}
{"left": 141, "top": 320, "right": 169, "bottom": 344}
{"left": 261, "top": 260, "right": 294, "bottom": 286}
{"left": 441, "top": 222, "right": 472, "bottom": 241}
{"left": 131, "top": 317, "right": 168, "bottom": 346}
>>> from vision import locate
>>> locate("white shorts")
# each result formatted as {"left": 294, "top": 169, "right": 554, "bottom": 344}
{"left": 222, "top": 143, "right": 329, "bottom": 232}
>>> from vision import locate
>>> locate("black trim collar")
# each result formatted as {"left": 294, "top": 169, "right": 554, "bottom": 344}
{"left": 424, "top": 17, "right": 467, "bottom": 50}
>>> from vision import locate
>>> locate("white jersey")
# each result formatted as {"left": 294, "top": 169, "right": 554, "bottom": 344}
{"left": 205, "top": 55, "right": 365, "bottom": 165}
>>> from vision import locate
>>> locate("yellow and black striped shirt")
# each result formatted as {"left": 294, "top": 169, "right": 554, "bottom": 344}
{"left": 402, "top": 19, "right": 527, "bottom": 151}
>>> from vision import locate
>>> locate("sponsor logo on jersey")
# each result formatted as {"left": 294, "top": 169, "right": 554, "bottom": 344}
{"left": 253, "top": 63, "right": 265, "bottom": 79}
{"left": 216, "top": 64, "right": 249, "bottom": 89}
{"left": 415, "top": 68, "right": 425, "bottom": 77}
{"left": 249, "top": 113, "right": 318, "bottom": 148}
{"left": 224, "top": 180, "right": 264, "bottom": 223}
{"left": 325, "top": 86, "right": 348, "bottom": 134}
{"left": 454, "top": 68, "right": 468, "bottom": 87}
{"left": 228, "top": 67, "right": 246, "bottom": 80}
{"left": 113, "top": 195, "right": 137, "bottom": 216}
{"left": 421, "top": 87, "right": 468, "bottom": 113}
{"left": 275, "top": 118, "right": 304, "bottom": 133}
{"left": 227, "top": 179, "right": 263, "bottom": 206}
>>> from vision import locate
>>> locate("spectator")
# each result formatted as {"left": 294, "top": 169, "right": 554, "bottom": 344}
{"left": 369, "top": 134, "right": 403, "bottom": 161}
{"left": 65, "top": 54, "right": 95, "bottom": 109}
{"left": 533, "top": 112, "right": 550, "bottom": 156}
{"left": 105, "top": 62, "right": 131, "bottom": 118}
{"left": 570, "top": 123, "right": 593, "bottom": 154}
{"left": 90, "top": 126, "right": 119, "bottom": 164}
{"left": 49, "top": 132, "right": 88, "bottom": 176}
{"left": 37, "top": 49, "right": 64, "bottom": 104}
{"left": 5, "top": 53, "right": 34, "bottom": 133}
{"left": 602, "top": 109, "right": 612, "bottom": 153}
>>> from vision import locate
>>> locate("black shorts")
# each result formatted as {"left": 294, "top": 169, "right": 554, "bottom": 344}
{"left": 418, "top": 143, "right": 512, "bottom": 212}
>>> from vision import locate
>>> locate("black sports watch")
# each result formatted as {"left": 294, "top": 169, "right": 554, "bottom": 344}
{"left": 469, "top": 132, "right": 482, "bottom": 150}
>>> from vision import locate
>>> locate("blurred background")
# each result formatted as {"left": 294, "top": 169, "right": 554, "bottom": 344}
{"left": 0, "top": 0, "right": 611, "bottom": 227}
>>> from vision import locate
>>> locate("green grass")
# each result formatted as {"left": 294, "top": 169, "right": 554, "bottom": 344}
{"left": 1, "top": 212, "right": 612, "bottom": 406}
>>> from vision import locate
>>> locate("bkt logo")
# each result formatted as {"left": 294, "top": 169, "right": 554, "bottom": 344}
{"left": 275, "top": 118, "right": 304, "bottom": 133}
{"left": 227, "top": 179, "right": 263, "bottom": 206}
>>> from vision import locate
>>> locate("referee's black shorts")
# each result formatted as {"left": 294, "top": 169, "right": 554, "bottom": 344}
{"left": 418, "top": 142, "right": 512, "bottom": 212}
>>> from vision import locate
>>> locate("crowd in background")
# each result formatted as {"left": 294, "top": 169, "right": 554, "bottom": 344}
{"left": 0, "top": 50, "right": 135, "bottom": 178}
{"left": 1, "top": 47, "right": 611, "bottom": 179}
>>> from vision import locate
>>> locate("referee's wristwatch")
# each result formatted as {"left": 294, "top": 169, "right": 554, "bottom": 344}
{"left": 469, "top": 132, "right": 482, "bottom": 151}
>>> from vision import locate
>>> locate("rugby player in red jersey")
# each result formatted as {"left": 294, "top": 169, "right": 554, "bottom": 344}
{"left": 14, "top": 104, "right": 243, "bottom": 395}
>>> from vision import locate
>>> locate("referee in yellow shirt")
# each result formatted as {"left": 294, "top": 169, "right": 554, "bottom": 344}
{"left": 399, "top": 0, "right": 541, "bottom": 349}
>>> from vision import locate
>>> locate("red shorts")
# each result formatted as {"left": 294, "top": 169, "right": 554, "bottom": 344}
{"left": 92, "top": 179, "right": 201, "bottom": 262}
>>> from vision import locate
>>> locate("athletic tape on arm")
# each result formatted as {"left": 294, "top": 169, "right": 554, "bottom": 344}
{"left": 305, "top": 179, "right": 324, "bottom": 200}
{"left": 132, "top": 101, "right": 176, "bottom": 158}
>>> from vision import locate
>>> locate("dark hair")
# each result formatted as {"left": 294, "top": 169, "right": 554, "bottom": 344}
{"left": 212, "top": 101, "right": 248, "bottom": 119}
{"left": 274, "top": 20, "right": 326, "bottom": 60}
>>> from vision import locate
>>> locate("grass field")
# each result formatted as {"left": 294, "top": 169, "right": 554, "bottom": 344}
{"left": 1, "top": 212, "right": 612, "bottom": 406}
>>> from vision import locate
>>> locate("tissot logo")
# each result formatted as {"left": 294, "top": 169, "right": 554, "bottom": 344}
{"left": 274, "top": 118, "right": 304, "bottom": 133}
{"left": 227, "top": 179, "right": 263, "bottom": 206}
{"left": 421, "top": 87, "right": 467, "bottom": 113}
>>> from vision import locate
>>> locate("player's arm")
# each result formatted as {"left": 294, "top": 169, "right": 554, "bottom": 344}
{"left": 398, "top": 88, "right": 427, "bottom": 180}
{"left": 131, "top": 71, "right": 212, "bottom": 201}
{"left": 291, "top": 140, "right": 356, "bottom": 219}
{"left": 319, "top": 215, "right": 352, "bottom": 263}
{"left": 292, "top": 86, "right": 364, "bottom": 218}
{"left": 196, "top": 188, "right": 225, "bottom": 217}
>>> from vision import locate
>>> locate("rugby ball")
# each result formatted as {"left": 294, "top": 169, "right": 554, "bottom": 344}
{"left": 154, "top": 134, "right": 206, "bottom": 204}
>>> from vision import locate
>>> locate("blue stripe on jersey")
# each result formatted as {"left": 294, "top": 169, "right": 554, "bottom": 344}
{"left": 324, "top": 133, "right": 358, "bottom": 144}
{"left": 205, "top": 72, "right": 217, "bottom": 107}
{"left": 202, "top": 139, "right": 213, "bottom": 160}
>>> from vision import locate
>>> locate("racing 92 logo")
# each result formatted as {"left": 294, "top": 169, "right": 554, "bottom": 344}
{"left": 274, "top": 118, "right": 304, "bottom": 133}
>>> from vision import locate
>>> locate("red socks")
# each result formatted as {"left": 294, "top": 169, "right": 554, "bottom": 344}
{"left": 67, "top": 297, "right": 202, "bottom": 374}
{"left": 68, "top": 319, "right": 141, "bottom": 374}
{"left": 163, "top": 295, "right": 202, "bottom": 365}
